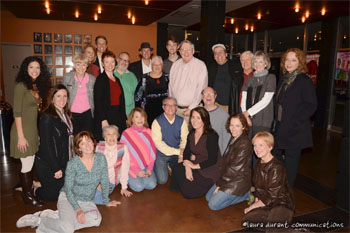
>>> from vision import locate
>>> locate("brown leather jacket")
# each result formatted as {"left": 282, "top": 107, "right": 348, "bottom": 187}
{"left": 253, "top": 157, "right": 295, "bottom": 211}
{"left": 216, "top": 134, "right": 252, "bottom": 196}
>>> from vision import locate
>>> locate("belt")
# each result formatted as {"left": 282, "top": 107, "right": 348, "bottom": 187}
{"left": 178, "top": 105, "right": 189, "bottom": 109}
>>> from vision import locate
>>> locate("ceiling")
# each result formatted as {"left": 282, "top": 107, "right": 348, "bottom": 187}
{"left": 1, "top": 0, "right": 349, "bottom": 32}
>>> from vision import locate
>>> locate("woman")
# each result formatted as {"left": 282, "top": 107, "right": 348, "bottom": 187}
{"left": 241, "top": 51, "right": 276, "bottom": 165}
{"left": 243, "top": 132, "right": 295, "bottom": 231}
{"left": 206, "top": 113, "right": 252, "bottom": 210}
{"left": 93, "top": 125, "right": 133, "bottom": 205}
{"left": 135, "top": 56, "right": 169, "bottom": 126}
{"left": 94, "top": 51, "right": 127, "bottom": 141}
{"left": 170, "top": 107, "right": 220, "bottom": 199}
{"left": 35, "top": 84, "right": 73, "bottom": 202}
{"left": 16, "top": 131, "right": 120, "bottom": 231}
{"left": 120, "top": 108, "right": 157, "bottom": 192}
{"left": 274, "top": 48, "right": 317, "bottom": 187}
{"left": 83, "top": 44, "right": 100, "bottom": 77}
{"left": 63, "top": 53, "right": 96, "bottom": 135}
{"left": 10, "top": 56, "right": 50, "bottom": 207}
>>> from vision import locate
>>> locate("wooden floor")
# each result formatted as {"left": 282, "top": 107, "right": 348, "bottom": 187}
{"left": 0, "top": 128, "right": 347, "bottom": 232}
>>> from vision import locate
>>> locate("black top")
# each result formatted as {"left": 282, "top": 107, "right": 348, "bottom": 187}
{"left": 129, "top": 60, "right": 143, "bottom": 81}
{"left": 213, "top": 62, "right": 231, "bottom": 105}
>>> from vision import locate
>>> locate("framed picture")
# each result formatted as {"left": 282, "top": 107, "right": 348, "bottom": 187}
{"left": 84, "top": 35, "right": 92, "bottom": 44}
{"left": 44, "top": 33, "right": 52, "bottom": 42}
{"left": 54, "top": 33, "right": 62, "bottom": 43}
{"left": 54, "top": 45, "right": 62, "bottom": 54}
{"left": 74, "top": 34, "right": 82, "bottom": 44}
{"left": 45, "top": 56, "right": 53, "bottom": 65}
{"left": 65, "top": 45, "right": 72, "bottom": 55}
{"left": 65, "top": 56, "right": 73, "bottom": 66}
{"left": 66, "top": 67, "right": 73, "bottom": 73}
{"left": 44, "top": 45, "right": 53, "bottom": 54}
{"left": 35, "top": 56, "right": 43, "bottom": 61}
{"left": 56, "top": 68, "right": 64, "bottom": 77}
{"left": 48, "top": 67, "right": 54, "bottom": 76}
{"left": 74, "top": 46, "right": 82, "bottom": 55}
{"left": 64, "top": 34, "right": 72, "bottom": 43}
{"left": 34, "top": 32, "right": 42, "bottom": 42}
{"left": 34, "top": 44, "right": 42, "bottom": 54}
{"left": 56, "top": 78, "right": 63, "bottom": 85}
{"left": 55, "top": 56, "right": 63, "bottom": 65}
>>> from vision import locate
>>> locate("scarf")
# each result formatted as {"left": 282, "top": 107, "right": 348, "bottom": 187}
{"left": 276, "top": 69, "right": 300, "bottom": 121}
{"left": 56, "top": 109, "right": 74, "bottom": 160}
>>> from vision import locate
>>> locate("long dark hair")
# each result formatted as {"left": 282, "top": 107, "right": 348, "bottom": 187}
{"left": 15, "top": 56, "right": 50, "bottom": 99}
{"left": 44, "top": 84, "right": 72, "bottom": 120}
{"left": 189, "top": 107, "right": 215, "bottom": 135}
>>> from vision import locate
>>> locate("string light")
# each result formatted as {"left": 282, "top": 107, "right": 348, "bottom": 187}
{"left": 305, "top": 10, "right": 310, "bottom": 18}
{"left": 127, "top": 10, "right": 131, "bottom": 19}
{"left": 44, "top": 0, "right": 49, "bottom": 9}
{"left": 132, "top": 16, "right": 135, "bottom": 24}
{"left": 94, "top": 13, "right": 98, "bottom": 21}
{"left": 235, "top": 28, "right": 239, "bottom": 34}
{"left": 295, "top": 2, "right": 300, "bottom": 12}
{"left": 250, "top": 25, "right": 254, "bottom": 32}
{"left": 145, "top": 0, "right": 149, "bottom": 5}
{"left": 97, "top": 5, "right": 102, "bottom": 14}
{"left": 301, "top": 16, "right": 306, "bottom": 23}
{"left": 245, "top": 24, "right": 249, "bottom": 30}
{"left": 257, "top": 12, "right": 261, "bottom": 20}
{"left": 231, "top": 18, "right": 234, "bottom": 24}
{"left": 75, "top": 10, "right": 79, "bottom": 18}
{"left": 321, "top": 7, "right": 326, "bottom": 16}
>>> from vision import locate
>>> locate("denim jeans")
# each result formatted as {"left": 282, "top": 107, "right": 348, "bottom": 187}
{"left": 93, "top": 183, "right": 115, "bottom": 205}
{"left": 128, "top": 168, "right": 157, "bottom": 192}
{"left": 154, "top": 153, "right": 178, "bottom": 184}
{"left": 206, "top": 184, "right": 250, "bottom": 210}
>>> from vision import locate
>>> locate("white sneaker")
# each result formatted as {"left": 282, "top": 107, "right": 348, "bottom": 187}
{"left": 34, "top": 209, "right": 59, "bottom": 219}
{"left": 16, "top": 214, "right": 40, "bottom": 228}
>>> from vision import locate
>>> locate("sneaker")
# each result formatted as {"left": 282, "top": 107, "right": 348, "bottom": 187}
{"left": 16, "top": 214, "right": 40, "bottom": 228}
{"left": 34, "top": 209, "right": 59, "bottom": 219}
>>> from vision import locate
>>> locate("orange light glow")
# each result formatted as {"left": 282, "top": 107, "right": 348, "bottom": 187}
{"left": 257, "top": 12, "right": 261, "bottom": 20}
{"left": 145, "top": 0, "right": 149, "bottom": 5}
{"left": 305, "top": 10, "right": 310, "bottom": 18}
{"left": 250, "top": 25, "right": 254, "bottom": 32}
{"left": 301, "top": 16, "right": 306, "bottom": 23}
{"left": 231, "top": 18, "right": 234, "bottom": 24}
{"left": 94, "top": 13, "right": 98, "bottom": 21}
{"left": 97, "top": 5, "right": 102, "bottom": 14}
{"left": 321, "top": 7, "right": 326, "bottom": 16}
{"left": 46, "top": 7, "right": 50, "bottom": 14}
{"left": 127, "top": 11, "right": 131, "bottom": 19}
{"left": 75, "top": 10, "right": 79, "bottom": 18}
{"left": 45, "top": 0, "right": 49, "bottom": 9}
{"left": 132, "top": 16, "right": 135, "bottom": 24}
{"left": 245, "top": 24, "right": 249, "bottom": 30}
{"left": 235, "top": 28, "right": 239, "bottom": 34}
{"left": 295, "top": 2, "right": 300, "bottom": 12}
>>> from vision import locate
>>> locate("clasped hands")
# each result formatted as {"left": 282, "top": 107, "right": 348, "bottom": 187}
{"left": 137, "top": 169, "right": 152, "bottom": 178}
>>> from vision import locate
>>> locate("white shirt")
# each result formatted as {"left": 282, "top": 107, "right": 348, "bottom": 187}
{"left": 141, "top": 59, "right": 152, "bottom": 74}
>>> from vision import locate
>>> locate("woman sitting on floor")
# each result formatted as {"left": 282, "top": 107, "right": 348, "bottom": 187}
{"left": 243, "top": 132, "right": 295, "bottom": 231}
{"left": 206, "top": 113, "right": 252, "bottom": 210}
{"left": 93, "top": 125, "right": 133, "bottom": 205}
{"left": 170, "top": 107, "right": 220, "bottom": 199}
{"left": 16, "top": 131, "right": 120, "bottom": 231}
{"left": 120, "top": 107, "right": 157, "bottom": 192}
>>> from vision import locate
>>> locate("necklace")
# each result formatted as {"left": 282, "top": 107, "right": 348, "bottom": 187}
{"left": 76, "top": 75, "right": 85, "bottom": 87}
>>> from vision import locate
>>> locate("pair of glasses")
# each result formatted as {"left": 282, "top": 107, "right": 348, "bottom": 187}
{"left": 118, "top": 57, "right": 129, "bottom": 63}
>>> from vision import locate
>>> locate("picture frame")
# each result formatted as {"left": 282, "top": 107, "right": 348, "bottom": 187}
{"left": 65, "top": 45, "right": 72, "bottom": 55}
{"left": 84, "top": 34, "right": 92, "bottom": 44}
{"left": 48, "top": 67, "right": 54, "bottom": 76}
{"left": 55, "top": 56, "right": 63, "bottom": 65}
{"left": 54, "top": 33, "right": 62, "bottom": 43}
{"left": 56, "top": 68, "right": 64, "bottom": 77}
{"left": 74, "top": 46, "right": 82, "bottom": 55}
{"left": 34, "top": 32, "right": 42, "bottom": 42}
{"left": 44, "top": 45, "right": 53, "bottom": 54}
{"left": 74, "top": 34, "right": 82, "bottom": 44}
{"left": 44, "top": 33, "right": 52, "bottom": 43}
{"left": 65, "top": 56, "right": 73, "bottom": 66}
{"left": 66, "top": 67, "right": 73, "bottom": 73}
{"left": 45, "top": 56, "right": 53, "bottom": 65}
{"left": 35, "top": 56, "right": 43, "bottom": 61}
{"left": 54, "top": 45, "right": 62, "bottom": 54}
{"left": 64, "top": 34, "right": 72, "bottom": 43}
{"left": 34, "top": 44, "right": 42, "bottom": 54}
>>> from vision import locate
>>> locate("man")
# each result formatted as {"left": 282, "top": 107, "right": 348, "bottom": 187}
{"left": 208, "top": 43, "right": 242, "bottom": 114}
{"left": 239, "top": 51, "right": 254, "bottom": 106}
{"left": 202, "top": 87, "right": 231, "bottom": 155}
{"left": 113, "top": 52, "right": 138, "bottom": 115}
{"left": 93, "top": 35, "right": 108, "bottom": 74}
{"left": 169, "top": 40, "right": 208, "bottom": 121}
{"left": 163, "top": 36, "right": 180, "bottom": 74}
{"left": 129, "top": 42, "right": 153, "bottom": 81}
{"left": 152, "top": 97, "right": 188, "bottom": 184}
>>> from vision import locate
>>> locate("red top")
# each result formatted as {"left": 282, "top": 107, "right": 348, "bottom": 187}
{"left": 109, "top": 78, "right": 121, "bottom": 106}
{"left": 86, "top": 64, "right": 100, "bottom": 78}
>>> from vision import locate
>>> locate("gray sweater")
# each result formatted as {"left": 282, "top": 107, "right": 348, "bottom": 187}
{"left": 209, "top": 107, "right": 231, "bottom": 155}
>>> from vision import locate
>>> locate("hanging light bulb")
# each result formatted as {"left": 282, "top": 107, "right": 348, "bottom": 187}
{"left": 296, "top": 35, "right": 300, "bottom": 40}
{"left": 44, "top": 0, "right": 49, "bottom": 9}
{"left": 127, "top": 10, "right": 131, "bottom": 19}
{"left": 75, "top": 10, "right": 79, "bottom": 18}
{"left": 46, "top": 7, "right": 51, "bottom": 14}
{"left": 132, "top": 16, "right": 135, "bottom": 24}
{"left": 257, "top": 12, "right": 261, "bottom": 20}
{"left": 305, "top": 10, "right": 310, "bottom": 18}
{"left": 321, "top": 7, "right": 326, "bottom": 16}
{"left": 245, "top": 24, "right": 249, "bottom": 30}
{"left": 231, "top": 18, "right": 234, "bottom": 24}
{"left": 94, "top": 13, "right": 98, "bottom": 21}
{"left": 295, "top": 2, "right": 300, "bottom": 12}
{"left": 250, "top": 25, "right": 254, "bottom": 32}
{"left": 97, "top": 5, "right": 102, "bottom": 14}
{"left": 301, "top": 16, "right": 306, "bottom": 23}
{"left": 145, "top": 0, "right": 149, "bottom": 5}
{"left": 235, "top": 28, "right": 239, "bottom": 34}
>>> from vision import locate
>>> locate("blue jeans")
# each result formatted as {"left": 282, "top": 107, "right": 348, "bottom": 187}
{"left": 154, "top": 153, "right": 178, "bottom": 184}
{"left": 128, "top": 168, "right": 157, "bottom": 192}
{"left": 93, "top": 183, "right": 115, "bottom": 205}
{"left": 206, "top": 184, "right": 250, "bottom": 210}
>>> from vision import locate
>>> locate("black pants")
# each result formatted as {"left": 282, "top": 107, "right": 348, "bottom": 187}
{"left": 274, "top": 148, "right": 301, "bottom": 187}
{"left": 170, "top": 163, "right": 213, "bottom": 199}
{"left": 34, "top": 156, "right": 64, "bottom": 202}
{"left": 72, "top": 109, "right": 93, "bottom": 135}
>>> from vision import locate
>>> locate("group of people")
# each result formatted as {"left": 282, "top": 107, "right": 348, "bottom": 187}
{"left": 11, "top": 34, "right": 317, "bottom": 232}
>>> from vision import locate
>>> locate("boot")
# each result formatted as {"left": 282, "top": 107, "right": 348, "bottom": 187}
{"left": 20, "top": 171, "right": 43, "bottom": 207}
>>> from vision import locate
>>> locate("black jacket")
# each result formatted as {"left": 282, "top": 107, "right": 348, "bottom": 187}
{"left": 274, "top": 73, "right": 317, "bottom": 149}
{"left": 36, "top": 113, "right": 69, "bottom": 174}
{"left": 129, "top": 60, "right": 143, "bottom": 81}
{"left": 208, "top": 58, "right": 243, "bottom": 114}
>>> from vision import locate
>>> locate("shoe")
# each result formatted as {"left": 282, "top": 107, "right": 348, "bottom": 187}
{"left": 39, "top": 209, "right": 59, "bottom": 219}
{"left": 12, "top": 181, "right": 22, "bottom": 192}
{"left": 16, "top": 214, "right": 40, "bottom": 228}
{"left": 20, "top": 171, "right": 44, "bottom": 207}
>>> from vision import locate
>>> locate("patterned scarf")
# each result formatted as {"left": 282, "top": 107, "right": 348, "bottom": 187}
{"left": 56, "top": 109, "right": 74, "bottom": 159}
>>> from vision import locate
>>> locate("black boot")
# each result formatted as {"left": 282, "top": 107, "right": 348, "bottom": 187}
{"left": 12, "top": 181, "right": 22, "bottom": 191}
{"left": 20, "top": 171, "right": 43, "bottom": 207}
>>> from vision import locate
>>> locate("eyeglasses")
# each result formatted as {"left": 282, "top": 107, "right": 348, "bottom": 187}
{"left": 118, "top": 57, "right": 129, "bottom": 63}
